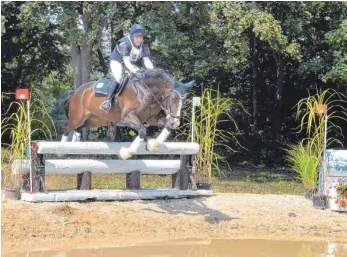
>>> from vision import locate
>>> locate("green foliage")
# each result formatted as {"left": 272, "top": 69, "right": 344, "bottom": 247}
{"left": 323, "top": 20, "right": 347, "bottom": 83}
{"left": 295, "top": 88, "right": 347, "bottom": 151}
{"left": 286, "top": 141, "right": 320, "bottom": 189}
{"left": 178, "top": 88, "right": 244, "bottom": 181}
{"left": 1, "top": 90, "right": 57, "bottom": 159}
{"left": 290, "top": 89, "right": 347, "bottom": 189}
{"left": 1, "top": 89, "right": 56, "bottom": 188}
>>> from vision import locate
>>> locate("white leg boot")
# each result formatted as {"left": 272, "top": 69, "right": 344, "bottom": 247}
{"left": 147, "top": 128, "right": 171, "bottom": 152}
{"left": 61, "top": 135, "right": 69, "bottom": 142}
{"left": 119, "top": 136, "right": 144, "bottom": 160}
{"left": 72, "top": 131, "right": 81, "bottom": 142}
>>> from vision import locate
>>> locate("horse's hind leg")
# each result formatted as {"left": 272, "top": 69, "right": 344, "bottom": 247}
{"left": 73, "top": 120, "right": 91, "bottom": 142}
{"left": 72, "top": 127, "right": 82, "bottom": 142}
{"left": 71, "top": 119, "right": 91, "bottom": 142}
{"left": 61, "top": 116, "right": 89, "bottom": 142}
{"left": 61, "top": 126, "right": 70, "bottom": 142}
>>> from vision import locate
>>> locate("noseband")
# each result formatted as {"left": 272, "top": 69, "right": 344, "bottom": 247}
{"left": 162, "top": 89, "right": 186, "bottom": 119}
{"left": 138, "top": 78, "right": 186, "bottom": 119}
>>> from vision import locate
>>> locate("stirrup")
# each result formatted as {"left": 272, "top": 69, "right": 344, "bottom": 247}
{"left": 100, "top": 100, "right": 111, "bottom": 113}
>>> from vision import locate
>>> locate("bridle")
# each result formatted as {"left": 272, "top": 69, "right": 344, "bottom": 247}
{"left": 138, "top": 78, "right": 186, "bottom": 119}
{"left": 162, "top": 87, "right": 187, "bottom": 119}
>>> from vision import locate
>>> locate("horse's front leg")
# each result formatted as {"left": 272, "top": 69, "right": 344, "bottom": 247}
{"left": 146, "top": 115, "right": 174, "bottom": 152}
{"left": 118, "top": 114, "right": 147, "bottom": 160}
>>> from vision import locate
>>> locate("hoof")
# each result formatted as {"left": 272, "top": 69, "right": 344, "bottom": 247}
{"left": 119, "top": 147, "right": 133, "bottom": 160}
{"left": 147, "top": 139, "right": 160, "bottom": 152}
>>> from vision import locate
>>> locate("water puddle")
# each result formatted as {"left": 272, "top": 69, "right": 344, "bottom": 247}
{"left": 5, "top": 239, "right": 347, "bottom": 257}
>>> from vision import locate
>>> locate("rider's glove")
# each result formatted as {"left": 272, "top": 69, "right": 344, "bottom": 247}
{"left": 135, "top": 71, "right": 143, "bottom": 80}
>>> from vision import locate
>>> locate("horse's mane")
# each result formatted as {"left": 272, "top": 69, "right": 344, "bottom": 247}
{"left": 143, "top": 68, "right": 175, "bottom": 87}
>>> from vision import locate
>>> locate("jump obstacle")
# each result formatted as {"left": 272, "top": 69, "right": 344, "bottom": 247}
{"left": 17, "top": 141, "right": 213, "bottom": 202}
{"left": 318, "top": 149, "right": 347, "bottom": 212}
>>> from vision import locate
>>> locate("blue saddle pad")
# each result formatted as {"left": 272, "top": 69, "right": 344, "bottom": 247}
{"left": 92, "top": 77, "right": 112, "bottom": 95}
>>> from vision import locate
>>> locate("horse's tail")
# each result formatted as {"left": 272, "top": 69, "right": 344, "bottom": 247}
{"left": 58, "top": 90, "right": 75, "bottom": 118}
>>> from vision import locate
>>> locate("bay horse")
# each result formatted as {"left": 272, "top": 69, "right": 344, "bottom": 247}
{"left": 60, "top": 68, "right": 194, "bottom": 159}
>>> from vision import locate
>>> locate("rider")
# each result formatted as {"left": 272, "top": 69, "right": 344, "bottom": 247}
{"left": 100, "top": 24, "right": 155, "bottom": 112}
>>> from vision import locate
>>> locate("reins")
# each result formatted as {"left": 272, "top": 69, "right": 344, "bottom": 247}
{"left": 137, "top": 77, "right": 185, "bottom": 119}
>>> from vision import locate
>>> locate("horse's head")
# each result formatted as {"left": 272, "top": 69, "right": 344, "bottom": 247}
{"left": 142, "top": 68, "right": 195, "bottom": 129}
{"left": 163, "top": 79, "right": 195, "bottom": 129}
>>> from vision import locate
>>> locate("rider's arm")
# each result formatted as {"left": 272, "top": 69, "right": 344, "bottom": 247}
{"left": 142, "top": 46, "right": 154, "bottom": 69}
{"left": 143, "top": 57, "right": 154, "bottom": 69}
{"left": 123, "top": 56, "right": 140, "bottom": 74}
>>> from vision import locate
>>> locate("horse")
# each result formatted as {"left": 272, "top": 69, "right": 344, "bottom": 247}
{"left": 60, "top": 68, "right": 195, "bottom": 159}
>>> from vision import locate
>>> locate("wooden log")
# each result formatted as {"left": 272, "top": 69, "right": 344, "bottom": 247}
{"left": 173, "top": 155, "right": 195, "bottom": 189}
{"left": 21, "top": 189, "right": 214, "bottom": 202}
{"left": 37, "top": 141, "right": 200, "bottom": 155}
{"left": 126, "top": 171, "right": 140, "bottom": 190}
{"left": 172, "top": 172, "right": 180, "bottom": 189}
{"left": 45, "top": 159, "right": 181, "bottom": 174}
{"left": 77, "top": 171, "right": 92, "bottom": 190}
{"left": 179, "top": 155, "right": 190, "bottom": 190}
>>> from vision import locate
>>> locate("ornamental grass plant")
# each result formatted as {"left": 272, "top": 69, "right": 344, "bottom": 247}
{"left": 286, "top": 88, "right": 347, "bottom": 192}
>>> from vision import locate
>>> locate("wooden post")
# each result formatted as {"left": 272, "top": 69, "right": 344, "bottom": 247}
{"left": 172, "top": 155, "right": 190, "bottom": 190}
{"left": 77, "top": 171, "right": 92, "bottom": 190}
{"left": 31, "top": 147, "right": 40, "bottom": 192}
{"left": 31, "top": 147, "right": 46, "bottom": 193}
{"left": 172, "top": 172, "right": 180, "bottom": 189}
{"left": 76, "top": 148, "right": 92, "bottom": 190}
{"left": 126, "top": 171, "right": 140, "bottom": 190}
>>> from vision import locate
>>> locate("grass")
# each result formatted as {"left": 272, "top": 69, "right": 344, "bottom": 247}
{"left": 286, "top": 141, "right": 321, "bottom": 190}
{"left": 177, "top": 88, "right": 245, "bottom": 182}
{"left": 291, "top": 88, "right": 347, "bottom": 190}
{"left": 52, "top": 202, "right": 74, "bottom": 215}
{"left": 1, "top": 90, "right": 56, "bottom": 188}
{"left": 43, "top": 167, "right": 305, "bottom": 196}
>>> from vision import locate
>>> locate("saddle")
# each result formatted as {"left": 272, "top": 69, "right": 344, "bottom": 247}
{"left": 92, "top": 75, "right": 130, "bottom": 98}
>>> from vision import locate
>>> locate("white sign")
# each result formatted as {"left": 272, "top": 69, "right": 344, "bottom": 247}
{"left": 193, "top": 97, "right": 201, "bottom": 107}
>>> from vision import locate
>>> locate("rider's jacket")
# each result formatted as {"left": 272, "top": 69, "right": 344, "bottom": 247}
{"left": 110, "top": 36, "right": 153, "bottom": 74}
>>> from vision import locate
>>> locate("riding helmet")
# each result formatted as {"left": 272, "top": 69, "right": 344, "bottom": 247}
{"left": 129, "top": 24, "right": 147, "bottom": 36}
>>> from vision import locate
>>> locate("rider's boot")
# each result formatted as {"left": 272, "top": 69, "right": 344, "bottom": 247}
{"left": 100, "top": 79, "right": 118, "bottom": 113}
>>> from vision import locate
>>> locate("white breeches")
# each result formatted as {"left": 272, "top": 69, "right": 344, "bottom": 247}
{"left": 110, "top": 60, "right": 123, "bottom": 83}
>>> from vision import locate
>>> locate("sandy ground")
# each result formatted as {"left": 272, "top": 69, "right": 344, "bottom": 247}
{"left": 1, "top": 193, "right": 347, "bottom": 254}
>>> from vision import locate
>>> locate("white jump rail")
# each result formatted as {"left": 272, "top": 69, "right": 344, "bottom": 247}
{"left": 36, "top": 141, "right": 200, "bottom": 155}
{"left": 13, "top": 159, "right": 181, "bottom": 175}
{"left": 45, "top": 159, "right": 181, "bottom": 174}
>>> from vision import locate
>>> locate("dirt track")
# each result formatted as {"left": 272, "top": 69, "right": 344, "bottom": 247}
{"left": 2, "top": 193, "right": 347, "bottom": 254}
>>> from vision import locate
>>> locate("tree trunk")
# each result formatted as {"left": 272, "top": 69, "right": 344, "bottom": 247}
{"left": 97, "top": 48, "right": 108, "bottom": 76}
{"left": 81, "top": 3, "right": 92, "bottom": 84}
{"left": 81, "top": 43, "right": 92, "bottom": 84}
{"left": 250, "top": 32, "right": 259, "bottom": 130}
{"left": 272, "top": 50, "right": 284, "bottom": 142}
{"left": 70, "top": 42, "right": 82, "bottom": 89}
